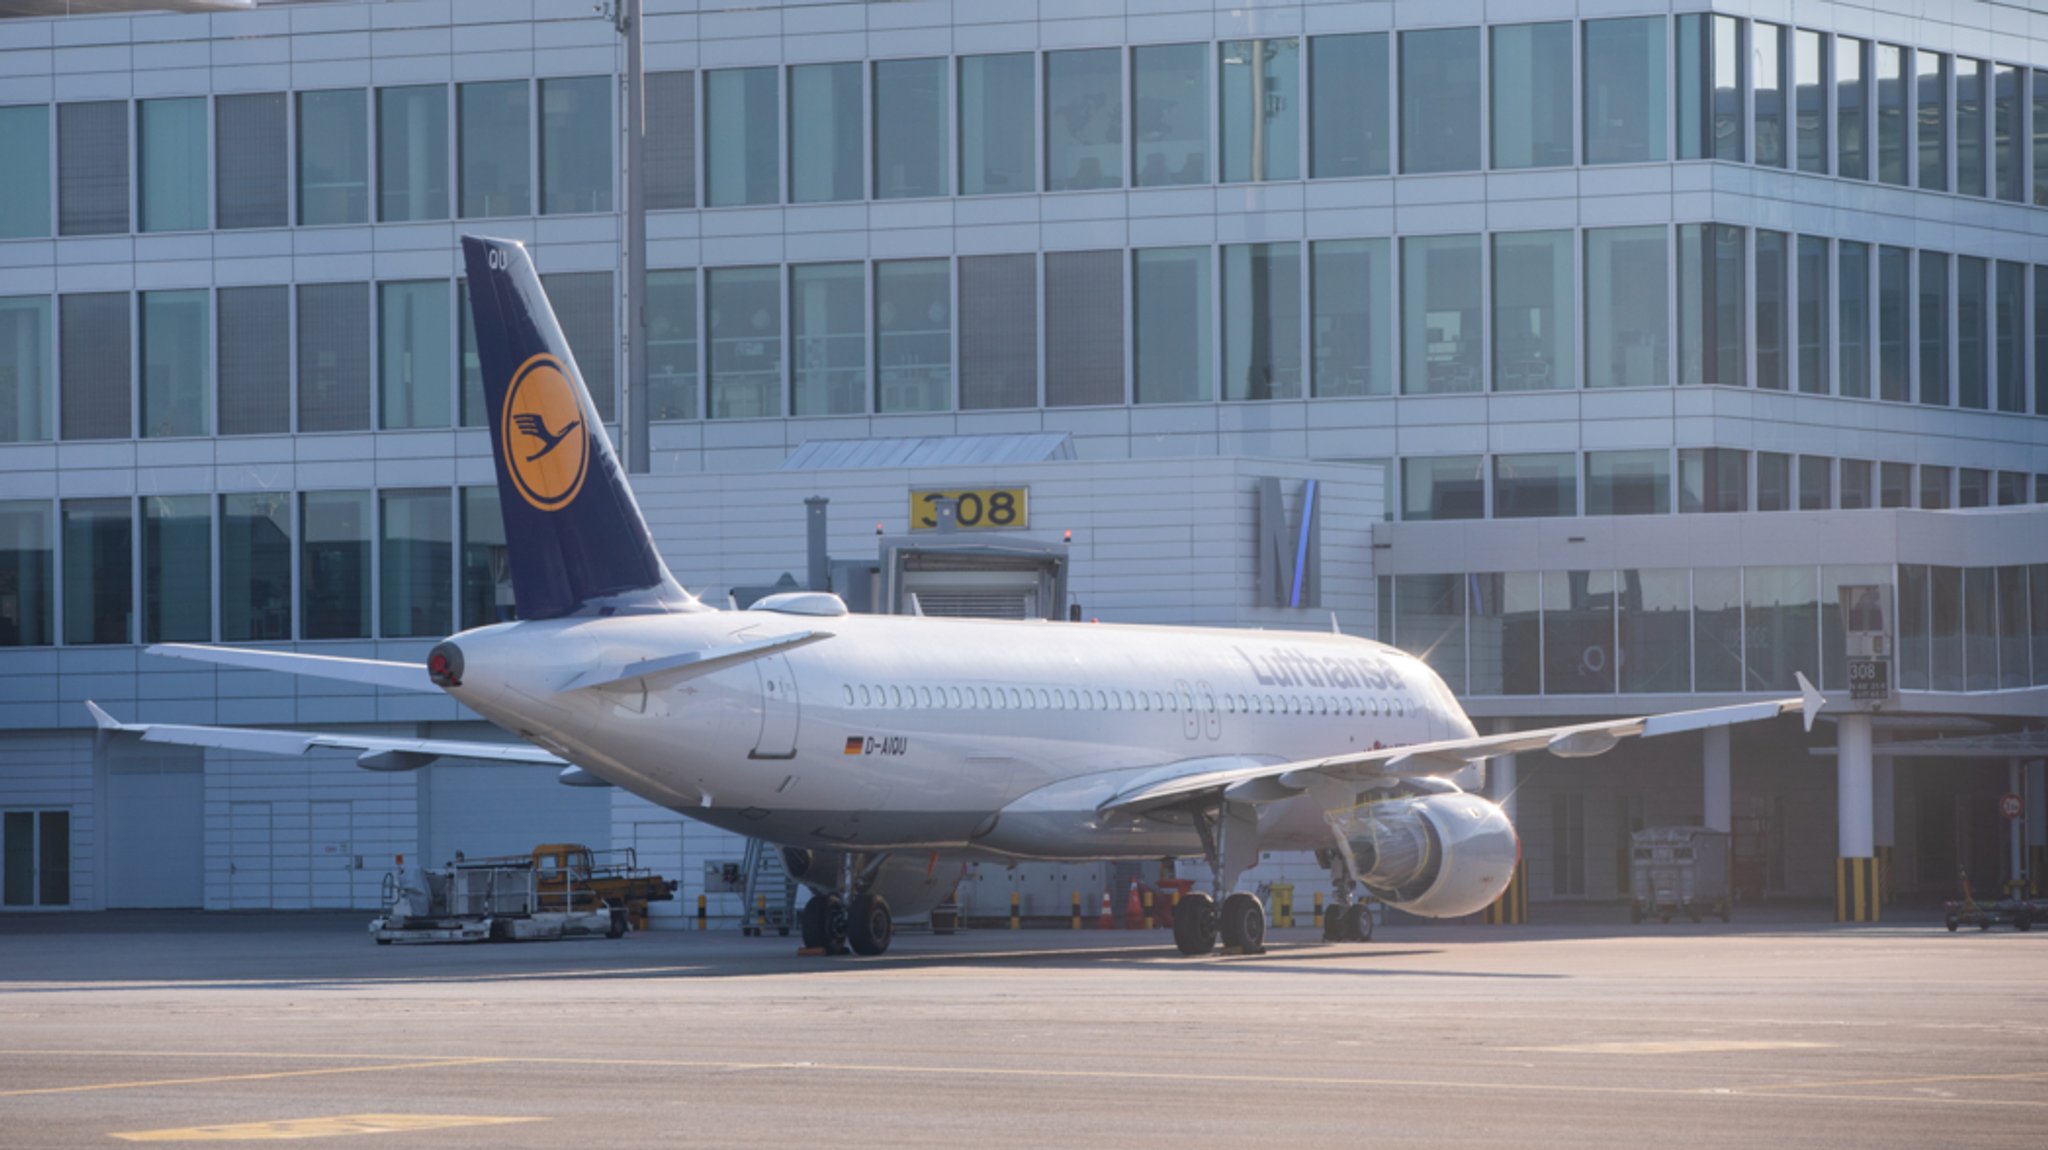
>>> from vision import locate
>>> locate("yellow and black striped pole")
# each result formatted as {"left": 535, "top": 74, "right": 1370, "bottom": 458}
{"left": 1836, "top": 856, "right": 1880, "bottom": 922}
{"left": 1874, "top": 844, "right": 1894, "bottom": 906}
{"left": 696, "top": 892, "right": 706, "bottom": 930}
{"left": 1312, "top": 891, "right": 1324, "bottom": 931}
{"left": 1071, "top": 890, "right": 1081, "bottom": 930}
{"left": 1009, "top": 889, "right": 1020, "bottom": 931}
{"left": 1481, "top": 859, "right": 1528, "bottom": 924}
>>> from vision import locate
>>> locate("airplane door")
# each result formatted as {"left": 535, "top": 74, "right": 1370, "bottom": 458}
{"left": 1176, "top": 680, "right": 1199, "bottom": 740}
{"left": 752, "top": 653, "right": 799, "bottom": 760}
{"left": 1199, "top": 680, "right": 1220, "bottom": 741}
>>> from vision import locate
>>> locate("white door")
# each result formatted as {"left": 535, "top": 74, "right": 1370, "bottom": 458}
{"left": 752, "top": 654, "right": 799, "bottom": 759}
{"left": 227, "top": 802, "right": 271, "bottom": 909}
{"left": 310, "top": 800, "right": 354, "bottom": 908}
{"left": 107, "top": 769, "right": 203, "bottom": 908}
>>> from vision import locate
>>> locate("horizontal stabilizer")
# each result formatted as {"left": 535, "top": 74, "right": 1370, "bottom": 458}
{"left": 85, "top": 702, "right": 563, "bottom": 770}
{"left": 146, "top": 644, "right": 437, "bottom": 693}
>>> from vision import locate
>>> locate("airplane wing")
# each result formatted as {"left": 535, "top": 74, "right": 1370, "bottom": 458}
{"left": 146, "top": 643, "right": 438, "bottom": 693}
{"left": 1099, "top": 675, "right": 1825, "bottom": 817}
{"left": 85, "top": 701, "right": 564, "bottom": 772}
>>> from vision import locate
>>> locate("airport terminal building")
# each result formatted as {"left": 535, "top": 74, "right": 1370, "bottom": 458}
{"left": 1, "top": 0, "right": 2044, "bottom": 922}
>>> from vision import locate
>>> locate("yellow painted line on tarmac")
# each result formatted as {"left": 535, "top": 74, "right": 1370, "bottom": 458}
{"left": 1512, "top": 1040, "right": 1837, "bottom": 1055}
{"left": 0, "top": 1058, "right": 504, "bottom": 1099}
{"left": 111, "top": 1114, "right": 544, "bottom": 1143}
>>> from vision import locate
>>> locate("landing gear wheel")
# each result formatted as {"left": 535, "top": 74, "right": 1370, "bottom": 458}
{"left": 1341, "top": 902, "right": 1375, "bottom": 942}
{"left": 1321, "top": 905, "right": 1347, "bottom": 943}
{"left": 846, "top": 892, "right": 893, "bottom": 956}
{"left": 802, "top": 894, "right": 849, "bottom": 954}
{"left": 1172, "top": 892, "right": 1218, "bottom": 956}
{"left": 1945, "top": 914, "right": 1959, "bottom": 932}
{"left": 1218, "top": 892, "right": 1266, "bottom": 954}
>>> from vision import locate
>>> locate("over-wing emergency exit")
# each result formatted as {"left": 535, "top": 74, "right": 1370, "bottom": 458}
{"left": 91, "top": 236, "right": 1824, "bottom": 957}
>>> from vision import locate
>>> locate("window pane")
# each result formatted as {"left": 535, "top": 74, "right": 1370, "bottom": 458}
{"left": 1491, "top": 22, "right": 1571, "bottom": 169}
{"left": 1838, "top": 241, "right": 1870, "bottom": 398}
{"left": 1402, "top": 455, "right": 1483, "bottom": 522}
{"left": 0, "top": 501, "right": 53, "bottom": 646}
{"left": 1955, "top": 58, "right": 1985, "bottom": 197}
{"left": 960, "top": 54, "right": 1033, "bottom": 195}
{"left": 540, "top": 272, "right": 614, "bottom": 421}
{"left": 1744, "top": 566, "right": 1817, "bottom": 692}
{"left": 215, "top": 92, "right": 286, "bottom": 230}
{"left": 460, "top": 486, "right": 512, "bottom": 630}
{"left": 139, "top": 98, "right": 206, "bottom": 232}
{"left": 1919, "top": 252, "right": 1948, "bottom": 406}
{"left": 1468, "top": 571, "right": 1539, "bottom": 696}
{"left": 1221, "top": 38, "right": 1298, "bottom": 182}
{"left": 1679, "top": 447, "right": 1747, "bottom": 512}
{"left": 0, "top": 295, "right": 52, "bottom": 442}
{"left": 2039, "top": 266, "right": 2048, "bottom": 416}
{"left": 1677, "top": 224, "right": 1744, "bottom": 386}
{"left": 2037, "top": 565, "right": 2048, "bottom": 687}
{"left": 1793, "top": 30, "right": 1827, "bottom": 175}
{"left": 1619, "top": 568, "right": 1690, "bottom": 693}
{"left": 1494, "top": 453, "right": 1574, "bottom": 518}
{"left": 1956, "top": 256, "right": 1987, "bottom": 410}
{"left": 1919, "top": 464, "right": 1951, "bottom": 509}
{"left": 1753, "top": 22, "right": 1786, "bottom": 167}
{"left": 541, "top": 76, "right": 611, "bottom": 214}
{"left": 646, "top": 269, "right": 697, "bottom": 420}
{"left": 790, "top": 262, "right": 865, "bottom": 416}
{"left": 1403, "top": 234, "right": 1481, "bottom": 394}
{"left": 1796, "top": 236, "right": 1829, "bottom": 394}
{"left": 458, "top": 280, "right": 483, "bottom": 427}
{"left": 1991, "top": 64, "right": 2020, "bottom": 201}
{"left": 1958, "top": 467, "right": 1990, "bottom": 509}
{"left": 1222, "top": 242, "right": 1301, "bottom": 400}
{"left": 1996, "top": 566, "right": 2028, "bottom": 689}
{"left": 1995, "top": 261, "right": 2023, "bottom": 414}
{"left": 1133, "top": 247, "right": 1210, "bottom": 404}
{"left": 459, "top": 80, "right": 531, "bottom": 217}
{"left": 1898, "top": 564, "right": 1929, "bottom": 689}
{"left": 959, "top": 254, "right": 1036, "bottom": 410}
{"left": 378, "top": 85, "right": 448, "bottom": 222}
{"left": 646, "top": 71, "right": 696, "bottom": 210}
{"left": 143, "top": 494, "right": 209, "bottom": 643}
{"left": 1400, "top": 27, "right": 1480, "bottom": 173}
{"left": 301, "top": 490, "right": 369, "bottom": 640}
{"left": 1693, "top": 567, "right": 1742, "bottom": 691}
{"left": 2035, "top": 70, "right": 2048, "bottom": 208}
{"left": 1492, "top": 230, "right": 1571, "bottom": 391}
{"left": 140, "top": 289, "right": 209, "bottom": 438}
{"left": 1586, "top": 450, "right": 1670, "bottom": 516}
{"left": 875, "top": 259, "right": 951, "bottom": 413}
{"left": 62, "top": 498, "right": 130, "bottom": 645}
{"left": 875, "top": 58, "right": 947, "bottom": 198}
{"left": 1930, "top": 566, "right": 1962, "bottom": 690}
{"left": 1755, "top": 229, "right": 1788, "bottom": 390}
{"left": 789, "top": 63, "right": 861, "bottom": 203}
{"left": 1877, "top": 245, "right": 1910, "bottom": 401}
{"left": 1044, "top": 250, "right": 1123, "bottom": 407}
{"left": 1310, "top": 238, "right": 1391, "bottom": 397}
{"left": 220, "top": 491, "right": 290, "bottom": 642}
{"left": 1583, "top": 17, "right": 1665, "bottom": 165}
{"left": 58, "top": 101, "right": 128, "bottom": 236}
{"left": 1836, "top": 38, "right": 1867, "bottom": 179}
{"left": 0, "top": 105, "right": 50, "bottom": 238}
{"left": 1584, "top": 227, "right": 1669, "bottom": 389}
{"left": 1917, "top": 51, "right": 1947, "bottom": 191}
{"left": 1756, "top": 451, "right": 1791, "bottom": 511}
{"left": 60, "top": 293, "right": 130, "bottom": 441}
{"left": 1310, "top": 34, "right": 1388, "bottom": 178}
{"left": 1394, "top": 574, "right": 1466, "bottom": 692}
{"left": 1880, "top": 461, "right": 1912, "bottom": 508}
{"left": 1047, "top": 49, "right": 1122, "bottom": 190}
{"left": 1876, "top": 44, "right": 1908, "bottom": 184}
{"left": 298, "top": 90, "right": 367, "bottom": 225}
{"left": 297, "top": 283, "right": 369, "bottom": 432}
{"left": 1840, "top": 459, "right": 1873, "bottom": 509}
{"left": 1544, "top": 570, "right": 1616, "bottom": 694}
{"left": 379, "top": 280, "right": 451, "bottom": 429}
{"left": 707, "top": 266, "right": 781, "bottom": 418}
{"left": 1798, "top": 455, "right": 1832, "bottom": 511}
{"left": 381, "top": 489, "right": 450, "bottom": 638}
{"left": 1129, "top": 45, "right": 1205, "bottom": 187}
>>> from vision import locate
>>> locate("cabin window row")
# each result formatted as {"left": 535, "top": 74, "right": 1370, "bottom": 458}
{"left": 839, "top": 681, "right": 1407, "bottom": 719}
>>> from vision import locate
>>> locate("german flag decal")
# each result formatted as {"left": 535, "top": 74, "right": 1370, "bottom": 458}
{"left": 844, "top": 736, "right": 864, "bottom": 755}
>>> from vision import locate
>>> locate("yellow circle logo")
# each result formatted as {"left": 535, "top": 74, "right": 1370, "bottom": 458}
{"left": 501, "top": 354, "right": 590, "bottom": 512}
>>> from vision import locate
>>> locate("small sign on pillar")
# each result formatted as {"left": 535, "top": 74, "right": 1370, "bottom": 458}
{"left": 1838, "top": 584, "right": 1895, "bottom": 707}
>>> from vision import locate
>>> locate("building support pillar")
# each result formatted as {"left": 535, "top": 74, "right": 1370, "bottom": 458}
{"left": 1481, "top": 744, "right": 1526, "bottom": 924}
{"left": 1873, "top": 734, "right": 1894, "bottom": 906}
{"left": 2026, "top": 760, "right": 2046, "bottom": 897}
{"left": 1836, "top": 713, "right": 1878, "bottom": 922}
{"left": 2009, "top": 760, "right": 2027, "bottom": 896}
{"left": 1701, "top": 727, "right": 1730, "bottom": 833}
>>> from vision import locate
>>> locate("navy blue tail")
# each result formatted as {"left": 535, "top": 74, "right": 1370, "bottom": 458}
{"left": 462, "top": 236, "right": 681, "bottom": 620}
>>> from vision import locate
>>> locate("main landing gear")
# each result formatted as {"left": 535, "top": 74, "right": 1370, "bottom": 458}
{"left": 798, "top": 853, "right": 896, "bottom": 957}
{"left": 1174, "top": 805, "right": 1267, "bottom": 957}
{"left": 1314, "top": 846, "right": 1375, "bottom": 943}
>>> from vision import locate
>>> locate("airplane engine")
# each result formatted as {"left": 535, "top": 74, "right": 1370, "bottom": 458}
{"left": 783, "top": 848, "right": 958, "bottom": 920}
{"left": 1329, "top": 792, "right": 1518, "bottom": 919}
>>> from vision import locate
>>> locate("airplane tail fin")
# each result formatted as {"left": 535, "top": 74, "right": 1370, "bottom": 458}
{"left": 461, "top": 236, "right": 693, "bottom": 620}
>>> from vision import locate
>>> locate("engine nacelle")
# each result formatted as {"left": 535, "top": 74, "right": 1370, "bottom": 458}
{"left": 1328, "top": 791, "right": 1518, "bottom": 918}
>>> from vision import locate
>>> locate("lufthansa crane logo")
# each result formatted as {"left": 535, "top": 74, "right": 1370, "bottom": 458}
{"left": 501, "top": 354, "right": 589, "bottom": 512}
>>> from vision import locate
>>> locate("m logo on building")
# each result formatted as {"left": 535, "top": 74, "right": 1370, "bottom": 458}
{"left": 1255, "top": 477, "right": 1320, "bottom": 609}
{"left": 500, "top": 353, "right": 590, "bottom": 512}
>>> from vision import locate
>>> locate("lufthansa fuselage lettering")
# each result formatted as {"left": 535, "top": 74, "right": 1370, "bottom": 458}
{"left": 1234, "top": 646, "right": 1402, "bottom": 691}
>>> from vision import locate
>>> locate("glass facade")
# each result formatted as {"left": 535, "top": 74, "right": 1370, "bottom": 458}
{"left": 140, "top": 290, "right": 209, "bottom": 438}
{"left": 215, "top": 92, "right": 286, "bottom": 230}
{"left": 1402, "top": 234, "right": 1482, "bottom": 394}
{"left": 60, "top": 293, "right": 130, "bottom": 441}
{"left": 1878, "top": 245, "right": 1911, "bottom": 401}
{"left": 298, "top": 89, "right": 367, "bottom": 226}
{"left": 1583, "top": 18, "right": 1665, "bottom": 165}
{"left": 1044, "top": 250, "right": 1123, "bottom": 407}
{"left": 1134, "top": 248, "right": 1209, "bottom": 404}
{"left": 1492, "top": 231, "right": 1571, "bottom": 391}
{"left": 1796, "top": 236, "right": 1829, "bottom": 394}
{"left": 1754, "top": 22, "right": 1787, "bottom": 167}
{"left": 789, "top": 63, "right": 862, "bottom": 204}
{"left": 460, "top": 485, "right": 510, "bottom": 630}
{"left": 1957, "top": 256, "right": 1988, "bottom": 410}
{"left": 790, "top": 262, "right": 865, "bottom": 417}
{"left": 1677, "top": 14, "right": 1744, "bottom": 162}
{"left": 1221, "top": 243, "right": 1301, "bottom": 401}
{"left": 1133, "top": 45, "right": 1206, "bottom": 188}
{"left": 540, "top": 76, "right": 611, "bottom": 214}
{"left": 58, "top": 101, "right": 128, "bottom": 236}
{"left": 1403, "top": 456, "right": 1483, "bottom": 522}
{"left": 1793, "top": 30, "right": 1828, "bottom": 175}
{"left": 301, "top": 490, "right": 369, "bottom": 640}
{"left": 1400, "top": 28, "right": 1480, "bottom": 174}
{"left": 646, "top": 71, "right": 696, "bottom": 211}
{"left": 1495, "top": 454, "right": 1575, "bottom": 519}
{"left": 708, "top": 266, "right": 781, "bottom": 418}
{"left": 1680, "top": 448, "right": 1748, "bottom": 513}
{"left": 139, "top": 98, "right": 206, "bottom": 233}
{"left": 875, "top": 58, "right": 948, "bottom": 199}
{"left": 1046, "top": 49, "right": 1122, "bottom": 191}
{"left": 142, "top": 494, "right": 209, "bottom": 643}
{"left": 459, "top": 81, "right": 530, "bottom": 218}
{"left": 1755, "top": 230, "right": 1789, "bottom": 390}
{"left": 220, "top": 491, "right": 290, "bottom": 642}
{"left": 297, "top": 282, "right": 370, "bottom": 433}
{"left": 0, "top": 296, "right": 51, "bottom": 443}
{"left": 1920, "top": 252, "right": 1949, "bottom": 406}
{"left": 379, "top": 280, "right": 451, "bottom": 430}
{"left": 1586, "top": 450, "right": 1670, "bottom": 516}
{"left": 960, "top": 54, "right": 1033, "bottom": 195}
{"left": 1310, "top": 239, "right": 1390, "bottom": 398}
{"left": 1585, "top": 228, "right": 1668, "bottom": 389}
{"left": 1917, "top": 51, "right": 1948, "bottom": 191}
{"left": 1309, "top": 34, "right": 1387, "bottom": 178}
{"left": 874, "top": 260, "right": 950, "bottom": 413}
{"left": 1837, "top": 37, "right": 1867, "bottom": 180}
{"left": 539, "top": 272, "right": 614, "bottom": 421}
{"left": 1491, "top": 23, "right": 1572, "bottom": 170}
{"left": 380, "top": 488, "right": 450, "bottom": 639}
{"left": 1678, "top": 224, "right": 1744, "bottom": 386}
{"left": 0, "top": 104, "right": 49, "bottom": 238}
{"left": 1221, "top": 39, "right": 1299, "bottom": 182}
{"left": 1955, "top": 58, "right": 1985, "bottom": 198}
{"left": 958, "top": 254, "right": 1036, "bottom": 410}
{"left": 0, "top": 502, "right": 53, "bottom": 647}
{"left": 62, "top": 499, "right": 130, "bottom": 646}
{"left": 1876, "top": 43, "right": 1908, "bottom": 185}
{"left": 646, "top": 270, "right": 698, "bottom": 421}
{"left": 378, "top": 85, "right": 448, "bottom": 222}
{"left": 1839, "top": 241, "right": 1870, "bottom": 398}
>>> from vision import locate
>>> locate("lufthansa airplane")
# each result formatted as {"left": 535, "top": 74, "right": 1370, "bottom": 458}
{"left": 90, "top": 237, "right": 1823, "bottom": 957}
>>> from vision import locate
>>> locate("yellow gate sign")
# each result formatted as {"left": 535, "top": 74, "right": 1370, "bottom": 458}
{"left": 910, "top": 488, "right": 1029, "bottom": 531}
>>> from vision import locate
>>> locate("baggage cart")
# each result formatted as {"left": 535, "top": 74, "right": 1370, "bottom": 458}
{"left": 1629, "top": 826, "right": 1732, "bottom": 924}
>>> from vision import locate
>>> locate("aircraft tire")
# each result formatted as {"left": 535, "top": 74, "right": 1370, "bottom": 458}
{"left": 1321, "top": 906, "right": 1346, "bottom": 943}
{"left": 802, "top": 894, "right": 849, "bottom": 953}
{"left": 1342, "top": 903, "right": 1374, "bottom": 943}
{"left": 1219, "top": 892, "right": 1265, "bottom": 953}
{"left": 847, "top": 892, "right": 892, "bottom": 956}
{"left": 1172, "top": 893, "right": 1218, "bottom": 956}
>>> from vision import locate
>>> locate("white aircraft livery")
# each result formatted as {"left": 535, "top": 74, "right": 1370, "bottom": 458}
{"left": 91, "top": 236, "right": 1824, "bottom": 957}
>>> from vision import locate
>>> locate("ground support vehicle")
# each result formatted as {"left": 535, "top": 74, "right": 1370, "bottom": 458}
{"left": 1629, "top": 826, "right": 1733, "bottom": 924}
{"left": 370, "top": 845, "right": 674, "bottom": 944}
{"left": 1943, "top": 871, "right": 2040, "bottom": 932}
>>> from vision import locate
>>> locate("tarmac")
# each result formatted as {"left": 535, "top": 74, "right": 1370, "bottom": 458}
{"left": 1, "top": 905, "right": 2044, "bottom": 1148}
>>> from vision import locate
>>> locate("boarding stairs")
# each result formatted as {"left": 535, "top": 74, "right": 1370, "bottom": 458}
{"left": 739, "top": 837, "right": 798, "bottom": 937}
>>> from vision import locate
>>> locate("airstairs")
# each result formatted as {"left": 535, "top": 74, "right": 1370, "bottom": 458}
{"left": 739, "top": 837, "right": 798, "bottom": 937}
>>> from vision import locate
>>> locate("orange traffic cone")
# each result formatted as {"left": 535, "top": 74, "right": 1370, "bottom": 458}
{"left": 1125, "top": 880, "right": 1144, "bottom": 930}
{"left": 1097, "top": 889, "right": 1115, "bottom": 929}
